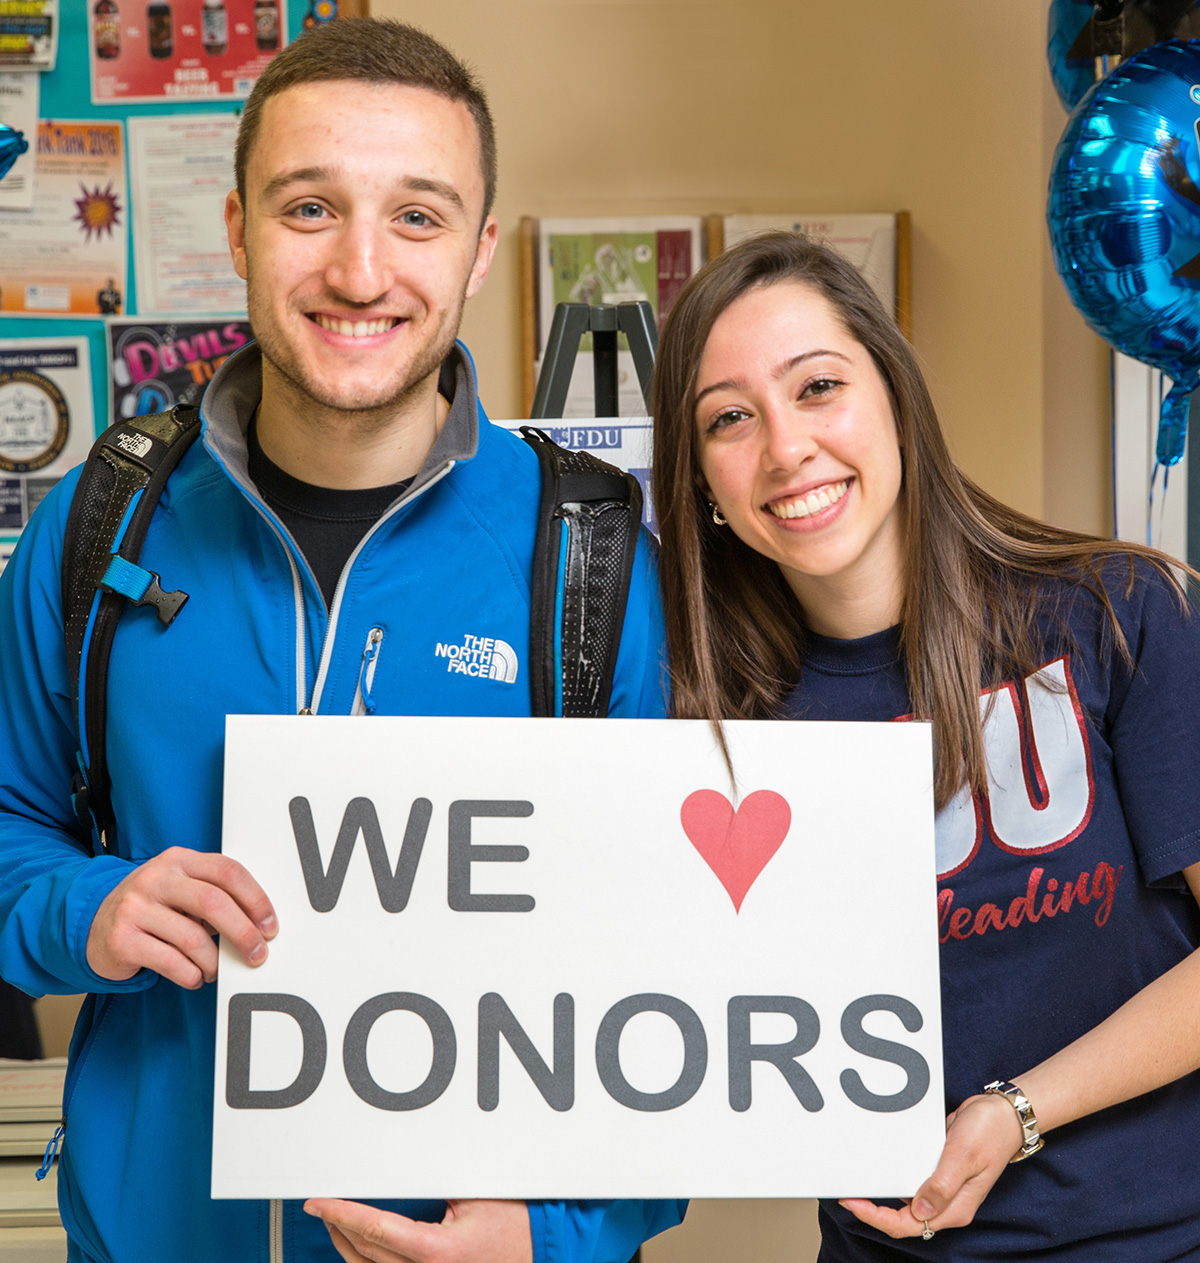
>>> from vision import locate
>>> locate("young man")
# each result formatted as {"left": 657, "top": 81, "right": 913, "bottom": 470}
{"left": 0, "top": 20, "right": 679, "bottom": 1263}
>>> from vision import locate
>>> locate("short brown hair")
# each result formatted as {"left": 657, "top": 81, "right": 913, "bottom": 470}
{"left": 235, "top": 18, "right": 497, "bottom": 222}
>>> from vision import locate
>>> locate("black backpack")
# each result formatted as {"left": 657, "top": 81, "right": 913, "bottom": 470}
{"left": 62, "top": 408, "right": 642, "bottom": 853}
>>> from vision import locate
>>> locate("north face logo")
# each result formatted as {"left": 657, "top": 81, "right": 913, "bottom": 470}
{"left": 434, "top": 634, "right": 518, "bottom": 683}
{"left": 116, "top": 432, "right": 153, "bottom": 460}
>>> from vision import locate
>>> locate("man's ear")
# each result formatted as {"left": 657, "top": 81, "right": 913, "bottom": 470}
{"left": 465, "top": 214, "right": 499, "bottom": 299}
{"left": 225, "top": 189, "right": 248, "bottom": 281}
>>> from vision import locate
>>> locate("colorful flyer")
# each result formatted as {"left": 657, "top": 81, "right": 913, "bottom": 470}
{"left": 537, "top": 216, "right": 702, "bottom": 419}
{"left": 723, "top": 214, "right": 898, "bottom": 315}
{"left": 0, "top": 335, "right": 95, "bottom": 536}
{"left": 108, "top": 314, "right": 251, "bottom": 421}
{"left": 128, "top": 114, "right": 245, "bottom": 313}
{"left": 0, "top": 120, "right": 127, "bottom": 315}
{"left": 0, "top": 0, "right": 57, "bottom": 70}
{"left": 0, "top": 71, "right": 38, "bottom": 210}
{"left": 89, "top": 0, "right": 286, "bottom": 104}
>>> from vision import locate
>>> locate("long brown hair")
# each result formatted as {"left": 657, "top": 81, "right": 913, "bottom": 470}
{"left": 653, "top": 231, "right": 1185, "bottom": 810}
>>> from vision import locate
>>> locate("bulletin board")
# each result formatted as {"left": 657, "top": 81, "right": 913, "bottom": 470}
{"left": 0, "top": 0, "right": 363, "bottom": 561}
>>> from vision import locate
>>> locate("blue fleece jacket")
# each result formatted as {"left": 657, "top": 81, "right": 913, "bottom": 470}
{"left": 0, "top": 342, "right": 683, "bottom": 1263}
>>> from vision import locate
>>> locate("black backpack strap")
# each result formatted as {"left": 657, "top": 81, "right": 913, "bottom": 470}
{"left": 519, "top": 426, "right": 643, "bottom": 718}
{"left": 61, "top": 406, "right": 201, "bottom": 850}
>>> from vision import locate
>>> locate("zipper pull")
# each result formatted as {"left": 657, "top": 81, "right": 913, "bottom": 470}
{"left": 36, "top": 1122, "right": 64, "bottom": 1180}
{"left": 356, "top": 627, "right": 384, "bottom": 715}
{"left": 298, "top": 707, "right": 312, "bottom": 716}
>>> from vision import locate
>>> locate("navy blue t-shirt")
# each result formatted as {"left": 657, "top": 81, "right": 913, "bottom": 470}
{"left": 782, "top": 565, "right": 1200, "bottom": 1262}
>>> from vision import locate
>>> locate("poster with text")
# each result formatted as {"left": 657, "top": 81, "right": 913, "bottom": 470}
{"left": 214, "top": 715, "right": 944, "bottom": 1199}
{"left": 0, "top": 0, "right": 57, "bottom": 70}
{"left": 89, "top": 0, "right": 285, "bottom": 103}
{"left": 108, "top": 314, "right": 251, "bottom": 422}
{"left": 128, "top": 114, "right": 245, "bottom": 313}
{"left": 0, "top": 336, "right": 94, "bottom": 534}
{"left": 498, "top": 417, "right": 655, "bottom": 534}
{"left": 723, "top": 214, "right": 898, "bottom": 315}
{"left": 0, "top": 71, "right": 38, "bottom": 210}
{"left": 0, "top": 120, "right": 126, "bottom": 315}
{"left": 537, "top": 216, "right": 701, "bottom": 418}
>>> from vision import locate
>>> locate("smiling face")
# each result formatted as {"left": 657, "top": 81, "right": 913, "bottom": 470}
{"left": 225, "top": 79, "right": 497, "bottom": 422}
{"left": 694, "top": 280, "right": 907, "bottom": 636}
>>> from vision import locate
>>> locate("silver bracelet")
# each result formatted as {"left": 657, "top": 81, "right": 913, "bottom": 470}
{"left": 982, "top": 1080, "right": 1044, "bottom": 1162}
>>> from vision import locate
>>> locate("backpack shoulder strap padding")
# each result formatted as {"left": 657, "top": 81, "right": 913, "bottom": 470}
{"left": 519, "top": 426, "right": 643, "bottom": 719}
{"left": 62, "top": 406, "right": 202, "bottom": 846}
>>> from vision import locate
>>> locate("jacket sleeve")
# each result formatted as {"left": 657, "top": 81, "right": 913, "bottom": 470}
{"left": 0, "top": 470, "right": 153, "bottom": 998}
{"left": 527, "top": 1198, "right": 687, "bottom": 1263}
{"left": 607, "top": 530, "right": 669, "bottom": 720}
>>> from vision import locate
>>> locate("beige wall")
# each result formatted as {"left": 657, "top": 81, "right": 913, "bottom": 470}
{"left": 371, "top": 0, "right": 1111, "bottom": 531}
{"left": 31, "top": 10, "right": 1110, "bottom": 1263}
{"left": 354, "top": 3, "right": 1109, "bottom": 1259}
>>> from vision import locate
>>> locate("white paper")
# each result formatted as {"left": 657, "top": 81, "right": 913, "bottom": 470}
{"left": 127, "top": 114, "right": 245, "bottom": 314}
{"left": 213, "top": 715, "right": 944, "bottom": 1200}
{"left": 723, "top": 214, "right": 898, "bottom": 316}
{"left": 0, "top": 335, "right": 95, "bottom": 533}
{"left": 0, "top": 72, "right": 38, "bottom": 210}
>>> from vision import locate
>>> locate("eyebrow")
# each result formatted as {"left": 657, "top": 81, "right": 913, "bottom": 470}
{"left": 260, "top": 167, "right": 465, "bottom": 213}
{"left": 693, "top": 349, "right": 853, "bottom": 409}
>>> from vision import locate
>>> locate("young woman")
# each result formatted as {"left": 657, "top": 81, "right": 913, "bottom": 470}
{"left": 652, "top": 231, "right": 1200, "bottom": 1260}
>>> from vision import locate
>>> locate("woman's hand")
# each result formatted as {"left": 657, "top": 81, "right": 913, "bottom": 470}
{"left": 303, "top": 1198, "right": 533, "bottom": 1263}
{"left": 839, "top": 1092, "right": 1023, "bottom": 1238}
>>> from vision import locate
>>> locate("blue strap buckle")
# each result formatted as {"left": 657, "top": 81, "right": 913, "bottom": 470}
{"left": 100, "top": 556, "right": 189, "bottom": 626}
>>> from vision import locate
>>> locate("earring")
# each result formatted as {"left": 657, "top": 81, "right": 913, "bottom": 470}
{"left": 710, "top": 502, "right": 727, "bottom": 527}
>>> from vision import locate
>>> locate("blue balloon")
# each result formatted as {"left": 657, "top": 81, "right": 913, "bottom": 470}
{"left": 1048, "top": 39, "right": 1200, "bottom": 465}
{"left": 0, "top": 123, "right": 28, "bottom": 182}
{"left": 1048, "top": 0, "right": 1099, "bottom": 111}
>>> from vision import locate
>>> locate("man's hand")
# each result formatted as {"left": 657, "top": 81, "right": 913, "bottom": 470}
{"left": 86, "top": 846, "right": 277, "bottom": 989}
{"left": 838, "top": 1092, "right": 1023, "bottom": 1238}
{"left": 303, "top": 1198, "right": 533, "bottom": 1263}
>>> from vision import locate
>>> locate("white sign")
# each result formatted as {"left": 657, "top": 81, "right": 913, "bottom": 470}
{"left": 214, "top": 715, "right": 944, "bottom": 1201}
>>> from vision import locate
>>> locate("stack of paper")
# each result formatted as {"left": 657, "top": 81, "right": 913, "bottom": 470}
{"left": 0, "top": 1058, "right": 65, "bottom": 1230}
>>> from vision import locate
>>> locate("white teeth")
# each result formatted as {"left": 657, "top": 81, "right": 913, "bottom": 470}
{"left": 314, "top": 314, "right": 396, "bottom": 337}
{"left": 767, "top": 479, "right": 849, "bottom": 520}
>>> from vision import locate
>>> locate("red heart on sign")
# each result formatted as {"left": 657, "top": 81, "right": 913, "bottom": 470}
{"left": 680, "top": 789, "right": 792, "bottom": 912}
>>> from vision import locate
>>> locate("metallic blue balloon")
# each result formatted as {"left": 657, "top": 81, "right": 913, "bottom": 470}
{"left": 1048, "top": 0, "right": 1099, "bottom": 110}
{"left": 0, "top": 123, "right": 28, "bottom": 182}
{"left": 1048, "top": 39, "right": 1200, "bottom": 465}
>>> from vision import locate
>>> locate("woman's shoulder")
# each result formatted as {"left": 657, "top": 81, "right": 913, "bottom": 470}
{"left": 1038, "top": 551, "right": 1194, "bottom": 666}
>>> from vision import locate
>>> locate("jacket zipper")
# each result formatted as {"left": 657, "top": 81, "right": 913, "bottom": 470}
{"left": 270, "top": 1197, "right": 283, "bottom": 1263}
{"left": 308, "top": 460, "right": 455, "bottom": 715}
{"left": 250, "top": 464, "right": 453, "bottom": 1263}
{"left": 352, "top": 627, "right": 384, "bottom": 715}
